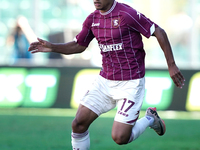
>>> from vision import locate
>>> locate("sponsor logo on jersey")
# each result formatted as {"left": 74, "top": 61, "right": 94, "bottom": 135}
{"left": 112, "top": 18, "right": 121, "bottom": 28}
{"left": 92, "top": 23, "right": 100, "bottom": 27}
{"left": 99, "top": 43, "right": 123, "bottom": 52}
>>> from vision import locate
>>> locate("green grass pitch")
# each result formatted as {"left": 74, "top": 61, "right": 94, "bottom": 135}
{"left": 0, "top": 108, "right": 200, "bottom": 150}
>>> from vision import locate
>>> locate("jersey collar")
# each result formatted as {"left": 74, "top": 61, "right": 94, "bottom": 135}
{"left": 100, "top": 0, "right": 117, "bottom": 15}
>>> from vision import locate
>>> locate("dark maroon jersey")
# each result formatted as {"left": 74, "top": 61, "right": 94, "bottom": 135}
{"left": 75, "top": 1, "right": 158, "bottom": 80}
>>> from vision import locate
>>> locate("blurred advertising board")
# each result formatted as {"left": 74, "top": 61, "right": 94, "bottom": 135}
{"left": 0, "top": 66, "right": 199, "bottom": 111}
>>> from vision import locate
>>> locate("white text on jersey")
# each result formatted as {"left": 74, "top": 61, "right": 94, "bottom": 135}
{"left": 92, "top": 23, "right": 100, "bottom": 27}
{"left": 99, "top": 43, "right": 123, "bottom": 52}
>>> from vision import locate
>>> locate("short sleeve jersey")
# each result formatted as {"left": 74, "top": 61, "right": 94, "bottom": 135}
{"left": 75, "top": 1, "right": 158, "bottom": 81}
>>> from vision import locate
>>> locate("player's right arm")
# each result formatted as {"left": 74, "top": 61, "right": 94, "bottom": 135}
{"left": 28, "top": 38, "right": 87, "bottom": 55}
{"left": 29, "top": 13, "right": 94, "bottom": 55}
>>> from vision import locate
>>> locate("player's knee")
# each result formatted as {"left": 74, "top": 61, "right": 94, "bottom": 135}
{"left": 112, "top": 133, "right": 129, "bottom": 145}
{"left": 71, "top": 118, "right": 87, "bottom": 133}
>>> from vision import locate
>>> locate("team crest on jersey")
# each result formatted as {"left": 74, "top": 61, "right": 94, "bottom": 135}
{"left": 112, "top": 18, "right": 121, "bottom": 28}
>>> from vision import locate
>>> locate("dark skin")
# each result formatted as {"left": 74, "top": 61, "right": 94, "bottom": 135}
{"left": 28, "top": 0, "right": 185, "bottom": 145}
{"left": 93, "top": 0, "right": 114, "bottom": 13}
{"left": 152, "top": 27, "right": 185, "bottom": 88}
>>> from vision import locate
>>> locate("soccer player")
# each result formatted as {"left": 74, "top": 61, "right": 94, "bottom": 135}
{"left": 28, "top": 0, "right": 185, "bottom": 149}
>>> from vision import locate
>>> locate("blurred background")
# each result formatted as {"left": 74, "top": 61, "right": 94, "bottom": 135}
{"left": 0, "top": 0, "right": 200, "bottom": 111}
{"left": 0, "top": 0, "right": 199, "bottom": 67}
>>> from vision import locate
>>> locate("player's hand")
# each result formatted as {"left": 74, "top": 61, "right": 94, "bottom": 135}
{"left": 168, "top": 63, "right": 185, "bottom": 88}
{"left": 28, "top": 38, "right": 52, "bottom": 53}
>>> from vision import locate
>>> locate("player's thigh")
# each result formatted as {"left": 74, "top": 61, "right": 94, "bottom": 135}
{"left": 112, "top": 121, "right": 133, "bottom": 143}
{"left": 114, "top": 78, "right": 145, "bottom": 125}
{"left": 72, "top": 104, "right": 98, "bottom": 133}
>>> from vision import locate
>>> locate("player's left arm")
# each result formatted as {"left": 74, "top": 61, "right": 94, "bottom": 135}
{"left": 152, "top": 26, "right": 185, "bottom": 88}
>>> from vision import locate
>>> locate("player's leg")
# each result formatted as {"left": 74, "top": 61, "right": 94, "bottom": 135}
{"left": 126, "top": 116, "right": 153, "bottom": 143}
{"left": 70, "top": 75, "right": 119, "bottom": 149}
{"left": 111, "top": 121, "right": 133, "bottom": 144}
{"left": 71, "top": 75, "right": 113, "bottom": 150}
{"left": 112, "top": 106, "right": 166, "bottom": 145}
{"left": 126, "top": 107, "right": 166, "bottom": 143}
{"left": 72, "top": 104, "right": 98, "bottom": 133}
{"left": 71, "top": 104, "right": 98, "bottom": 150}
{"left": 111, "top": 77, "right": 151, "bottom": 145}
{"left": 112, "top": 112, "right": 152, "bottom": 145}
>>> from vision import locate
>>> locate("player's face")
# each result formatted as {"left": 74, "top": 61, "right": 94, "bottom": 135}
{"left": 93, "top": 0, "right": 114, "bottom": 13}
